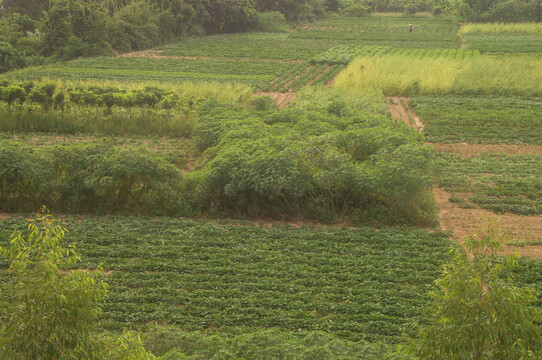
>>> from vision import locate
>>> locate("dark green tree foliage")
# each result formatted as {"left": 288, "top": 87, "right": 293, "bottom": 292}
{"left": 40, "top": 0, "right": 112, "bottom": 59}
{"left": 348, "top": 0, "right": 433, "bottom": 13}
{"left": 254, "top": 0, "right": 326, "bottom": 21}
{"left": 2, "top": 0, "right": 49, "bottom": 19}
{"left": 458, "top": 0, "right": 542, "bottom": 22}
{"left": 0, "top": 41, "right": 26, "bottom": 73}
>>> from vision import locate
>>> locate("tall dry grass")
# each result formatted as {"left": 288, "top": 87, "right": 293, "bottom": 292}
{"left": 333, "top": 55, "right": 542, "bottom": 96}
{"left": 460, "top": 23, "right": 542, "bottom": 34}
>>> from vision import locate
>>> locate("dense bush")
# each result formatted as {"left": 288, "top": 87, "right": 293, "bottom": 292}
{"left": 0, "top": 142, "right": 185, "bottom": 215}
{"left": 255, "top": 11, "right": 288, "bottom": 32}
{"left": 0, "top": 213, "right": 108, "bottom": 359}
{"left": 189, "top": 89, "right": 437, "bottom": 226}
{"left": 342, "top": 4, "right": 372, "bottom": 17}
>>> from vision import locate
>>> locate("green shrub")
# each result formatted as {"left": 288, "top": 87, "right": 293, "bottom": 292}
{"left": 0, "top": 142, "right": 185, "bottom": 215}
{"left": 0, "top": 141, "right": 53, "bottom": 212}
{"left": 342, "top": 4, "right": 371, "bottom": 17}
{"left": 188, "top": 92, "right": 437, "bottom": 226}
{"left": 405, "top": 222, "right": 542, "bottom": 358}
{"left": 255, "top": 11, "right": 289, "bottom": 32}
{"left": 0, "top": 213, "right": 108, "bottom": 359}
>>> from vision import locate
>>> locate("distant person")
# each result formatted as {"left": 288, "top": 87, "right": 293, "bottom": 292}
{"left": 409, "top": 24, "right": 413, "bottom": 32}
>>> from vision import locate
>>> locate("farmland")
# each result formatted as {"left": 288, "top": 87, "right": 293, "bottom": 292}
{"left": 0, "top": 217, "right": 452, "bottom": 344}
{"left": 1, "top": 11, "right": 542, "bottom": 359}
{"left": 460, "top": 23, "right": 542, "bottom": 53}
{"left": 409, "top": 96, "right": 542, "bottom": 144}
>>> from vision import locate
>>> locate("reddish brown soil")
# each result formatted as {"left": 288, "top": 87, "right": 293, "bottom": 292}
{"left": 434, "top": 187, "right": 542, "bottom": 258}
{"left": 306, "top": 65, "right": 331, "bottom": 86}
{"left": 432, "top": 143, "right": 542, "bottom": 157}
{"left": 257, "top": 91, "right": 295, "bottom": 109}
{"left": 386, "top": 97, "right": 424, "bottom": 131}
{"left": 387, "top": 98, "right": 542, "bottom": 258}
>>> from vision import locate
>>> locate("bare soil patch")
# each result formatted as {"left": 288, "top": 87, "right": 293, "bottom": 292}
{"left": 434, "top": 187, "right": 542, "bottom": 258}
{"left": 257, "top": 91, "right": 296, "bottom": 109}
{"left": 307, "top": 65, "right": 331, "bottom": 86}
{"left": 432, "top": 143, "right": 542, "bottom": 157}
{"left": 0, "top": 213, "right": 13, "bottom": 220}
{"left": 386, "top": 97, "right": 424, "bottom": 131}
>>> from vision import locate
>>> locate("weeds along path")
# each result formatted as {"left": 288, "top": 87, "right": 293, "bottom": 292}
{"left": 434, "top": 187, "right": 542, "bottom": 258}
{"left": 255, "top": 91, "right": 296, "bottom": 108}
{"left": 387, "top": 97, "right": 542, "bottom": 258}
{"left": 458, "top": 22, "right": 466, "bottom": 49}
{"left": 386, "top": 97, "right": 424, "bottom": 131}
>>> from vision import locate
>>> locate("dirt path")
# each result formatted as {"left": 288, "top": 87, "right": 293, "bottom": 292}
{"left": 432, "top": 143, "right": 542, "bottom": 157}
{"left": 386, "top": 97, "right": 424, "bottom": 131}
{"left": 256, "top": 91, "right": 295, "bottom": 109}
{"left": 388, "top": 97, "right": 542, "bottom": 258}
{"left": 458, "top": 22, "right": 466, "bottom": 49}
{"left": 434, "top": 187, "right": 542, "bottom": 258}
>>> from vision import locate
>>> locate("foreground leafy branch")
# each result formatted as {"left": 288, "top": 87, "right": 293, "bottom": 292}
{"left": 405, "top": 220, "right": 542, "bottom": 359}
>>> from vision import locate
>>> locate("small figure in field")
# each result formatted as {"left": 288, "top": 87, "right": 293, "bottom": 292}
{"left": 409, "top": 24, "right": 413, "bottom": 32}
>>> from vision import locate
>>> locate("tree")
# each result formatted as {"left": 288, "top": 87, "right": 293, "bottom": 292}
{"left": 405, "top": 221, "right": 542, "bottom": 359}
{"left": 0, "top": 211, "right": 108, "bottom": 359}
{"left": 40, "top": 0, "right": 112, "bottom": 59}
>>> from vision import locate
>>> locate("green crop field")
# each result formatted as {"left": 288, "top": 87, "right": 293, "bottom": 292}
{"left": 463, "top": 34, "right": 542, "bottom": 53}
{"left": 0, "top": 216, "right": 452, "bottom": 343}
{"left": 410, "top": 96, "right": 542, "bottom": 144}
{"left": 437, "top": 153, "right": 542, "bottom": 215}
{"left": 293, "top": 15, "right": 461, "bottom": 48}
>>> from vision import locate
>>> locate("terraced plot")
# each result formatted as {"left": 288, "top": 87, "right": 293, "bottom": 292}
{"left": 410, "top": 96, "right": 542, "bottom": 144}
{"left": 463, "top": 34, "right": 542, "bottom": 53}
{"left": 6, "top": 56, "right": 291, "bottom": 87}
{"left": 0, "top": 217, "right": 452, "bottom": 343}
{"left": 437, "top": 153, "right": 542, "bottom": 215}
{"left": 292, "top": 15, "right": 461, "bottom": 48}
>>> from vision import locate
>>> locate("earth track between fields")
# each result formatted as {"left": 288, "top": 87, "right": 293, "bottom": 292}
{"left": 458, "top": 22, "right": 466, "bottom": 49}
{"left": 118, "top": 50, "right": 304, "bottom": 64}
{"left": 388, "top": 97, "right": 542, "bottom": 258}
{"left": 255, "top": 91, "right": 295, "bottom": 108}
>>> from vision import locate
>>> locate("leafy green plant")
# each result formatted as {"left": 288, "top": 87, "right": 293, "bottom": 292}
{"left": 0, "top": 211, "right": 108, "bottom": 359}
{"left": 405, "top": 221, "right": 542, "bottom": 359}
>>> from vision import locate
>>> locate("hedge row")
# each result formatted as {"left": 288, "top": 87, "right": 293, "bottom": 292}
{"left": 0, "top": 141, "right": 185, "bottom": 215}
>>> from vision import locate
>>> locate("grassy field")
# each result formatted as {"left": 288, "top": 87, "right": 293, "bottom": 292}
{"left": 409, "top": 96, "right": 542, "bottom": 144}
{"left": 334, "top": 55, "right": 542, "bottom": 96}
{"left": 463, "top": 34, "right": 542, "bottom": 53}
